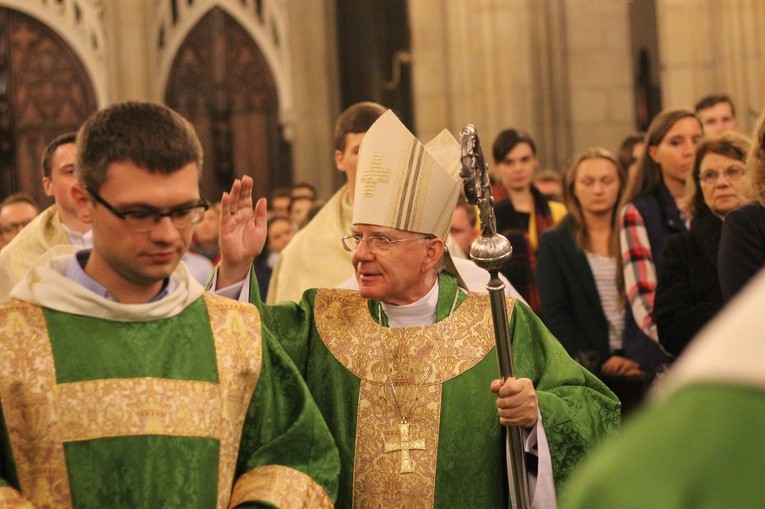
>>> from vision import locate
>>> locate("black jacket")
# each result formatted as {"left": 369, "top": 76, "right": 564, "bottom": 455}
{"left": 536, "top": 216, "right": 613, "bottom": 364}
{"left": 718, "top": 203, "right": 765, "bottom": 301}
{"left": 655, "top": 210, "right": 724, "bottom": 356}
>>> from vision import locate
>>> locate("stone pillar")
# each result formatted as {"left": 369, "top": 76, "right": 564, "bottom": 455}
{"left": 284, "top": 0, "right": 339, "bottom": 200}
{"left": 409, "top": 0, "right": 634, "bottom": 171}
{"left": 101, "top": 0, "right": 153, "bottom": 102}
{"left": 658, "top": 0, "right": 765, "bottom": 132}
{"left": 564, "top": 0, "right": 634, "bottom": 162}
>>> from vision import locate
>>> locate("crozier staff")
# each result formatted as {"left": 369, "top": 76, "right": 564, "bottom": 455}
{"left": 214, "top": 110, "right": 620, "bottom": 508}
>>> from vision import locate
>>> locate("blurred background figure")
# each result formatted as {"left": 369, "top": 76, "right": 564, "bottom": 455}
{"left": 560, "top": 266, "right": 765, "bottom": 509}
{"left": 618, "top": 109, "right": 702, "bottom": 382}
{"left": 617, "top": 132, "right": 645, "bottom": 185}
{"left": 256, "top": 215, "right": 297, "bottom": 301}
{"left": 289, "top": 195, "right": 314, "bottom": 229}
{"left": 537, "top": 148, "right": 644, "bottom": 417}
{"left": 190, "top": 201, "right": 221, "bottom": 264}
{"left": 290, "top": 182, "right": 317, "bottom": 202}
{"left": 268, "top": 187, "right": 292, "bottom": 219}
{"left": 718, "top": 109, "right": 765, "bottom": 301}
{"left": 491, "top": 128, "right": 567, "bottom": 314}
{"left": 0, "top": 133, "right": 92, "bottom": 301}
{"left": 694, "top": 93, "right": 738, "bottom": 135}
{"left": 0, "top": 193, "right": 40, "bottom": 248}
{"left": 534, "top": 169, "right": 564, "bottom": 201}
{"left": 449, "top": 195, "right": 478, "bottom": 257}
{"left": 656, "top": 132, "right": 752, "bottom": 357}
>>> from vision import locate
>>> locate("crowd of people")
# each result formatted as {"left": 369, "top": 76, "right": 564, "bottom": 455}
{"left": 0, "top": 91, "right": 762, "bottom": 507}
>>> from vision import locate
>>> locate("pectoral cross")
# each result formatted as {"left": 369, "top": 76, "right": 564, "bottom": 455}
{"left": 384, "top": 421, "right": 425, "bottom": 473}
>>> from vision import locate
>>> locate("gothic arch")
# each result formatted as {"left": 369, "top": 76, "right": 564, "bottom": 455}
{"left": 153, "top": 0, "right": 292, "bottom": 128}
{"left": 165, "top": 6, "right": 290, "bottom": 203}
{"left": 0, "top": 0, "right": 107, "bottom": 106}
{"left": 0, "top": 6, "right": 98, "bottom": 204}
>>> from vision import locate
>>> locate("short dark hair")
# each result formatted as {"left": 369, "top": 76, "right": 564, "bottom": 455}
{"left": 76, "top": 102, "right": 203, "bottom": 192}
{"left": 41, "top": 132, "right": 77, "bottom": 179}
{"left": 694, "top": 94, "right": 736, "bottom": 117}
{"left": 492, "top": 128, "right": 537, "bottom": 163}
{"left": 0, "top": 192, "right": 40, "bottom": 211}
{"left": 290, "top": 182, "right": 316, "bottom": 200}
{"left": 617, "top": 133, "right": 645, "bottom": 174}
{"left": 685, "top": 132, "right": 751, "bottom": 216}
{"left": 333, "top": 102, "right": 386, "bottom": 151}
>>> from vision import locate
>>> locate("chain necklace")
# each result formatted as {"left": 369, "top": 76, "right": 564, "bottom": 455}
{"left": 378, "top": 290, "right": 460, "bottom": 473}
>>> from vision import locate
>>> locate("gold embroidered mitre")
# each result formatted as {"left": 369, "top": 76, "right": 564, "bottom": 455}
{"left": 353, "top": 109, "right": 461, "bottom": 239}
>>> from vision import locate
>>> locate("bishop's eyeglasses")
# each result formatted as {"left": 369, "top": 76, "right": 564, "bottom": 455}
{"left": 341, "top": 234, "right": 429, "bottom": 253}
{"left": 87, "top": 188, "right": 209, "bottom": 233}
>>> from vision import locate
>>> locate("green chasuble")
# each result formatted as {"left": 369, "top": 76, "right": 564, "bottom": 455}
{"left": 561, "top": 268, "right": 765, "bottom": 509}
{"left": 254, "top": 271, "right": 620, "bottom": 508}
{"left": 0, "top": 257, "right": 339, "bottom": 509}
{"left": 560, "top": 384, "right": 765, "bottom": 509}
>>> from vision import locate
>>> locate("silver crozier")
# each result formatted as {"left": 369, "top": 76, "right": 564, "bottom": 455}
{"left": 459, "top": 124, "right": 530, "bottom": 509}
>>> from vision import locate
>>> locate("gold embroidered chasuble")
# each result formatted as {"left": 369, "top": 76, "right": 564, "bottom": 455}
{"left": 315, "top": 289, "right": 500, "bottom": 508}
{"left": 255, "top": 269, "right": 621, "bottom": 507}
{"left": 0, "top": 261, "right": 338, "bottom": 508}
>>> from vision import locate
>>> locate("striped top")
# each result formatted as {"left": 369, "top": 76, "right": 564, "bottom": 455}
{"left": 585, "top": 251, "right": 624, "bottom": 352}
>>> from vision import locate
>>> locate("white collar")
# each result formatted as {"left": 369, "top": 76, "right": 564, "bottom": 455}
{"left": 381, "top": 279, "right": 439, "bottom": 327}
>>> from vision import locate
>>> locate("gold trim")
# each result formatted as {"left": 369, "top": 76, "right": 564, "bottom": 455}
{"left": 203, "top": 294, "right": 263, "bottom": 509}
{"left": 315, "top": 289, "right": 510, "bottom": 507}
{"left": 0, "top": 295, "right": 264, "bottom": 509}
{"left": 0, "top": 301, "right": 72, "bottom": 507}
{"left": 315, "top": 289, "right": 502, "bottom": 384}
{"left": 56, "top": 378, "right": 221, "bottom": 441}
{"left": 0, "top": 486, "right": 35, "bottom": 508}
{"left": 228, "top": 465, "right": 333, "bottom": 509}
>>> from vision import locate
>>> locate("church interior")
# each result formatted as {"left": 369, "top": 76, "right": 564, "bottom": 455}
{"left": 0, "top": 0, "right": 763, "bottom": 208}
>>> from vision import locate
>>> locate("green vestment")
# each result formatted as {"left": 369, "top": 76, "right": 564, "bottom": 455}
{"left": 253, "top": 271, "right": 620, "bottom": 508}
{"left": 560, "top": 384, "right": 764, "bottom": 509}
{"left": 561, "top": 268, "right": 765, "bottom": 509}
{"left": 0, "top": 256, "right": 339, "bottom": 509}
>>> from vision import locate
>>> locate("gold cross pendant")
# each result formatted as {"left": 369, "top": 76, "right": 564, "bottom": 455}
{"left": 384, "top": 421, "right": 425, "bottom": 473}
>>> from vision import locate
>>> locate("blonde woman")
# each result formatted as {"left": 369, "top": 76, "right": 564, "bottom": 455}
{"left": 537, "top": 148, "right": 645, "bottom": 414}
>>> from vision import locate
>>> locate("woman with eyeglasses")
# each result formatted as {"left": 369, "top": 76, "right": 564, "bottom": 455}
{"left": 717, "top": 111, "right": 765, "bottom": 302}
{"left": 655, "top": 132, "right": 752, "bottom": 357}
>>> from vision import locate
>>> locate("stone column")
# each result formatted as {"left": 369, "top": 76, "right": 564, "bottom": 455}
{"left": 658, "top": 0, "right": 765, "bottom": 132}
{"left": 409, "top": 0, "right": 634, "bottom": 171}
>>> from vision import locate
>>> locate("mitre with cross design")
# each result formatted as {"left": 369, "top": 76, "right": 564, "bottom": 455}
{"left": 352, "top": 109, "right": 462, "bottom": 240}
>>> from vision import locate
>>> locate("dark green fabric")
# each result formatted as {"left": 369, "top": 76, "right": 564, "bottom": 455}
{"left": 435, "top": 350, "right": 508, "bottom": 507}
{"left": 236, "top": 332, "right": 340, "bottom": 503}
{"left": 44, "top": 299, "right": 218, "bottom": 383}
{"left": 560, "top": 383, "right": 765, "bottom": 509}
{"left": 253, "top": 270, "right": 621, "bottom": 507}
{"left": 506, "top": 297, "right": 621, "bottom": 488}
{"left": 64, "top": 435, "right": 219, "bottom": 509}
{"left": 0, "top": 295, "right": 339, "bottom": 507}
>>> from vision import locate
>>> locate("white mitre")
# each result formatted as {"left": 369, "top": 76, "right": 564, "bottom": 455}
{"left": 352, "top": 109, "right": 461, "bottom": 239}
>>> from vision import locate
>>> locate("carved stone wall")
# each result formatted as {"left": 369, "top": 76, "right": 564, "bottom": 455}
{"left": 0, "top": 7, "right": 97, "bottom": 203}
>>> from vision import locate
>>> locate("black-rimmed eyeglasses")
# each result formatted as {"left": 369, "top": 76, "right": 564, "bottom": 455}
{"left": 87, "top": 188, "right": 209, "bottom": 233}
